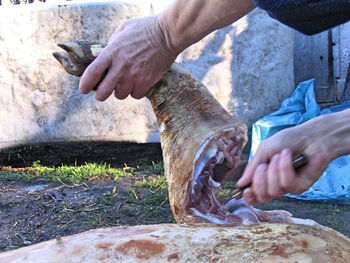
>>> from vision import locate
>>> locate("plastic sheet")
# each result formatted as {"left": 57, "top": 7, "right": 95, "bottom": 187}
{"left": 251, "top": 79, "right": 350, "bottom": 204}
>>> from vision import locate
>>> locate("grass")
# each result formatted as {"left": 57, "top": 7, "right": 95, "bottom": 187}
{"left": 0, "top": 160, "right": 134, "bottom": 184}
{"left": 0, "top": 157, "right": 164, "bottom": 186}
{"left": 83, "top": 191, "right": 120, "bottom": 226}
{"left": 2, "top": 155, "right": 348, "bottom": 237}
{"left": 0, "top": 157, "right": 172, "bottom": 226}
{"left": 134, "top": 159, "right": 164, "bottom": 175}
{"left": 111, "top": 159, "right": 171, "bottom": 223}
{"left": 0, "top": 171, "right": 31, "bottom": 182}
{"left": 133, "top": 174, "right": 167, "bottom": 189}
{"left": 216, "top": 181, "right": 237, "bottom": 199}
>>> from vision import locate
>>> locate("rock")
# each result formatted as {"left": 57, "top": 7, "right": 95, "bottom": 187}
{"left": 0, "top": 1, "right": 294, "bottom": 148}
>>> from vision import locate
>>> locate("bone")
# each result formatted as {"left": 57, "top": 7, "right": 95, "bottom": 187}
{"left": 50, "top": 41, "right": 320, "bottom": 225}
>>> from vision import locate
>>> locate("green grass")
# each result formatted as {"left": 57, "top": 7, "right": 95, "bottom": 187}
{"left": 133, "top": 174, "right": 167, "bottom": 189}
{"left": 0, "top": 160, "right": 134, "bottom": 184}
{"left": 0, "top": 157, "right": 174, "bottom": 225}
{"left": 134, "top": 159, "right": 164, "bottom": 175}
{"left": 0, "top": 171, "right": 32, "bottom": 182}
{"left": 216, "top": 181, "right": 237, "bottom": 199}
{"left": 117, "top": 161, "right": 170, "bottom": 222}
{"left": 0, "top": 158, "right": 163, "bottom": 185}
{"left": 83, "top": 191, "right": 119, "bottom": 226}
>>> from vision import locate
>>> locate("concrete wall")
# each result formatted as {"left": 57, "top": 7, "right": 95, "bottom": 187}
{"left": 0, "top": 1, "right": 295, "bottom": 148}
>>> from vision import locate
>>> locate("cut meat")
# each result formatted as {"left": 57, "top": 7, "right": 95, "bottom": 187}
{"left": 52, "top": 42, "right": 313, "bottom": 226}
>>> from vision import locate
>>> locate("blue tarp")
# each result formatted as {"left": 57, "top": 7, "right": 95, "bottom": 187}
{"left": 251, "top": 79, "right": 350, "bottom": 204}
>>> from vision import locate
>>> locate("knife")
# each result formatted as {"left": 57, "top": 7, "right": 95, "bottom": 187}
{"left": 231, "top": 154, "right": 308, "bottom": 200}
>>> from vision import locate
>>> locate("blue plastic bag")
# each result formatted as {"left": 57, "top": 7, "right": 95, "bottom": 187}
{"left": 251, "top": 79, "right": 350, "bottom": 204}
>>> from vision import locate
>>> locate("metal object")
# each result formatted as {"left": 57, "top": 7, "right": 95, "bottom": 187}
{"left": 231, "top": 154, "right": 308, "bottom": 200}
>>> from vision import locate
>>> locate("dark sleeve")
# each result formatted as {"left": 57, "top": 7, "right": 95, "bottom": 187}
{"left": 252, "top": 0, "right": 350, "bottom": 35}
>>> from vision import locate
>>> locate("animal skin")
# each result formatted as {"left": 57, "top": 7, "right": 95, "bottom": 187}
{"left": 1, "top": 41, "right": 349, "bottom": 262}
{"left": 52, "top": 41, "right": 315, "bottom": 225}
{"left": 0, "top": 223, "right": 349, "bottom": 263}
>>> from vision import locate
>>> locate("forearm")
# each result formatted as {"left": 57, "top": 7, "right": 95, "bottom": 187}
{"left": 301, "top": 109, "right": 350, "bottom": 161}
{"left": 158, "top": 0, "right": 255, "bottom": 53}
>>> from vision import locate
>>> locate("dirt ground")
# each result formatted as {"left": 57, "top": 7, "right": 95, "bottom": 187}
{"left": 0, "top": 143, "right": 349, "bottom": 253}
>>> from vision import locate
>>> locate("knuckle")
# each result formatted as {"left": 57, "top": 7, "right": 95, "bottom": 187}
{"left": 87, "top": 64, "right": 103, "bottom": 79}
{"left": 279, "top": 158, "right": 289, "bottom": 170}
{"left": 124, "top": 17, "right": 136, "bottom": 24}
{"left": 118, "top": 19, "right": 132, "bottom": 30}
{"left": 129, "top": 69, "right": 140, "bottom": 82}
{"left": 117, "top": 54, "right": 132, "bottom": 69}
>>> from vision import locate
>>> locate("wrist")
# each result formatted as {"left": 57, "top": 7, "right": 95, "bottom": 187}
{"left": 158, "top": 0, "right": 255, "bottom": 54}
{"left": 302, "top": 109, "right": 350, "bottom": 161}
{"left": 157, "top": 12, "right": 184, "bottom": 56}
{"left": 325, "top": 109, "right": 350, "bottom": 159}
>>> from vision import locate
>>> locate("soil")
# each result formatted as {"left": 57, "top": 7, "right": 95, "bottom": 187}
{"left": 0, "top": 142, "right": 349, "bottom": 253}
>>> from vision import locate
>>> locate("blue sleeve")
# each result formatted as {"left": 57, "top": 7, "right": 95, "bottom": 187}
{"left": 252, "top": 0, "right": 350, "bottom": 35}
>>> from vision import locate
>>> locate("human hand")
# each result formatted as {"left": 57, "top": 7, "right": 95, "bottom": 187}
{"left": 237, "top": 120, "right": 332, "bottom": 205}
{"left": 79, "top": 15, "right": 179, "bottom": 101}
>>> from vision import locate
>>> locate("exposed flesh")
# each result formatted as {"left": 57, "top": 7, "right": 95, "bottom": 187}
{"left": 185, "top": 128, "right": 293, "bottom": 225}
{"left": 52, "top": 41, "right": 311, "bottom": 226}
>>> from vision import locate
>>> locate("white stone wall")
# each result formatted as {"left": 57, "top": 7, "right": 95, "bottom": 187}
{"left": 0, "top": 1, "right": 295, "bottom": 148}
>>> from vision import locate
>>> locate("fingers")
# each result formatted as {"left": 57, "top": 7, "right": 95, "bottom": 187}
{"left": 79, "top": 49, "right": 112, "bottom": 96}
{"left": 267, "top": 154, "right": 284, "bottom": 197}
{"left": 237, "top": 148, "right": 266, "bottom": 187}
{"left": 242, "top": 149, "right": 298, "bottom": 205}
{"left": 114, "top": 78, "right": 134, "bottom": 100}
{"left": 252, "top": 163, "right": 270, "bottom": 204}
{"left": 243, "top": 187, "right": 257, "bottom": 206}
{"left": 239, "top": 124, "right": 331, "bottom": 205}
{"left": 279, "top": 148, "right": 296, "bottom": 190}
{"left": 79, "top": 15, "right": 177, "bottom": 102}
{"left": 131, "top": 74, "right": 157, "bottom": 99}
{"left": 290, "top": 145, "right": 328, "bottom": 195}
{"left": 79, "top": 24, "right": 127, "bottom": 101}
{"left": 109, "top": 23, "right": 125, "bottom": 43}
